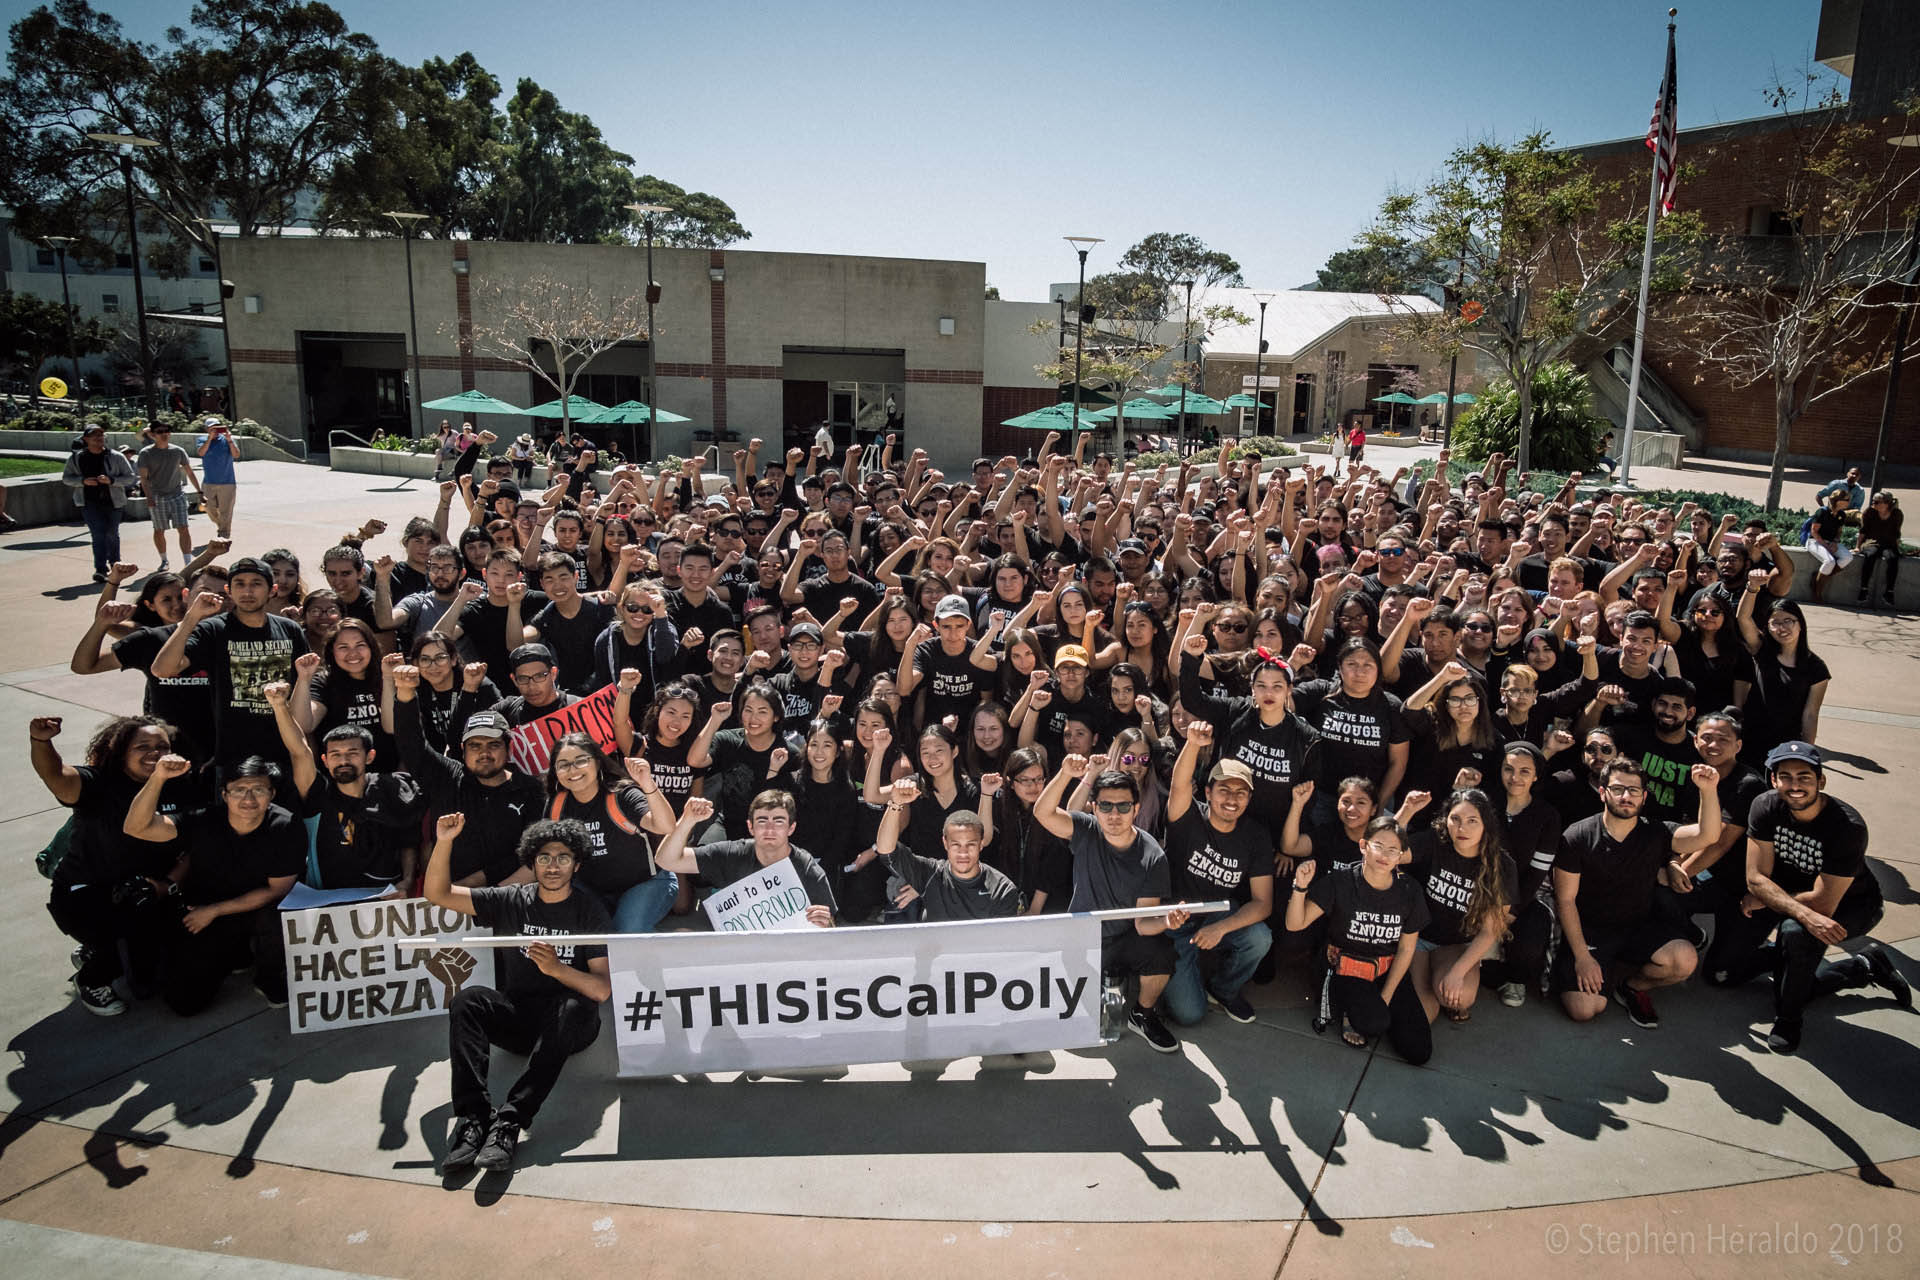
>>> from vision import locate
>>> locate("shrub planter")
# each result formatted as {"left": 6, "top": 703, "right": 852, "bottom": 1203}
{"left": 0, "top": 428, "right": 306, "bottom": 465}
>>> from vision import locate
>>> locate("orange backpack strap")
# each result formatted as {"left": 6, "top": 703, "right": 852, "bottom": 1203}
{"left": 603, "top": 790, "right": 644, "bottom": 836}
{"left": 547, "top": 793, "right": 566, "bottom": 822}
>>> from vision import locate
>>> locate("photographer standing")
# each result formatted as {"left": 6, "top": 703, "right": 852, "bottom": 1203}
{"left": 195, "top": 416, "right": 240, "bottom": 540}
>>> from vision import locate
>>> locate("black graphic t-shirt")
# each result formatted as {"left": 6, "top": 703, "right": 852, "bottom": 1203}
{"left": 181, "top": 612, "right": 309, "bottom": 764}
{"left": 112, "top": 624, "right": 216, "bottom": 765}
{"left": 1406, "top": 831, "right": 1518, "bottom": 948}
{"left": 1292, "top": 679, "right": 1410, "bottom": 791}
{"left": 1166, "top": 806, "right": 1275, "bottom": 907}
{"left": 913, "top": 639, "right": 990, "bottom": 724}
{"left": 469, "top": 882, "right": 611, "bottom": 994}
{"left": 1745, "top": 790, "right": 1878, "bottom": 912}
{"left": 1307, "top": 864, "right": 1430, "bottom": 959}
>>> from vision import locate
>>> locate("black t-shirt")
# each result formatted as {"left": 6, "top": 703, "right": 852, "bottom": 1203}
{"left": 57, "top": 765, "right": 192, "bottom": 887}
{"left": 299, "top": 772, "right": 424, "bottom": 889}
{"left": 531, "top": 598, "right": 615, "bottom": 695}
{"left": 1742, "top": 651, "right": 1833, "bottom": 761}
{"left": 1165, "top": 806, "right": 1275, "bottom": 907}
{"left": 458, "top": 593, "right": 549, "bottom": 682}
{"left": 1066, "top": 810, "right": 1171, "bottom": 940}
{"left": 692, "top": 841, "right": 838, "bottom": 916}
{"left": 770, "top": 668, "right": 845, "bottom": 734}
{"left": 991, "top": 805, "right": 1074, "bottom": 910}
{"left": 1616, "top": 728, "right": 1702, "bottom": 823}
{"left": 1307, "top": 863, "right": 1430, "bottom": 959}
{"left": 1501, "top": 797, "right": 1564, "bottom": 901}
{"left": 1399, "top": 707, "right": 1501, "bottom": 818}
{"left": 886, "top": 843, "right": 1021, "bottom": 921}
{"left": 913, "top": 639, "right": 991, "bottom": 724}
{"left": 468, "top": 882, "right": 610, "bottom": 995}
{"left": 1594, "top": 650, "right": 1663, "bottom": 730}
{"left": 389, "top": 561, "right": 430, "bottom": 603}
{"left": 1546, "top": 767, "right": 1602, "bottom": 827}
{"left": 1710, "top": 763, "right": 1769, "bottom": 888}
{"left": 1292, "top": 679, "right": 1410, "bottom": 791}
{"left": 1407, "top": 830, "right": 1519, "bottom": 948}
{"left": 641, "top": 733, "right": 704, "bottom": 816}
{"left": 308, "top": 668, "right": 393, "bottom": 762}
{"left": 1556, "top": 813, "right": 1678, "bottom": 935}
{"left": 800, "top": 572, "right": 881, "bottom": 623}
{"left": 1745, "top": 790, "right": 1879, "bottom": 912}
{"left": 178, "top": 804, "right": 306, "bottom": 905}
{"left": 181, "top": 612, "right": 310, "bottom": 764}
{"left": 665, "top": 590, "right": 737, "bottom": 675}
{"left": 551, "top": 784, "right": 657, "bottom": 895}
{"left": 112, "top": 624, "right": 216, "bottom": 765}
{"left": 706, "top": 730, "right": 788, "bottom": 837}
{"left": 1300, "top": 819, "right": 1366, "bottom": 872}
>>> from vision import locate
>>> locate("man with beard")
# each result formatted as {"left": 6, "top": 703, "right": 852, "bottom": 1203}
{"left": 427, "top": 813, "right": 611, "bottom": 1173}
{"left": 392, "top": 665, "right": 543, "bottom": 886}
{"left": 1554, "top": 757, "right": 1720, "bottom": 1028}
{"left": 1544, "top": 727, "right": 1617, "bottom": 827}
{"left": 1707, "top": 742, "right": 1908, "bottom": 1054}
{"left": 1615, "top": 677, "right": 1702, "bottom": 821}
{"left": 375, "top": 544, "right": 465, "bottom": 651}
{"left": 263, "top": 682, "right": 423, "bottom": 890}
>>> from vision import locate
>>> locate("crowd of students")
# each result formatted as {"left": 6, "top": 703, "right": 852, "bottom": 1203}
{"left": 31, "top": 427, "right": 1912, "bottom": 1172}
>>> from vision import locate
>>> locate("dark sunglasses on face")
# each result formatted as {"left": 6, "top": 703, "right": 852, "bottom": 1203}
{"left": 1378, "top": 546, "right": 1408, "bottom": 557}
{"left": 1117, "top": 753, "right": 1149, "bottom": 766}
{"left": 1094, "top": 799, "right": 1135, "bottom": 814}
{"left": 1215, "top": 622, "right": 1248, "bottom": 633}
{"left": 1462, "top": 621, "right": 1492, "bottom": 632}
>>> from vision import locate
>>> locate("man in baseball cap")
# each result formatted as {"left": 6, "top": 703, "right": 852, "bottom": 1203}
{"left": 1706, "top": 740, "right": 1907, "bottom": 1054}
{"left": 1021, "top": 642, "right": 1106, "bottom": 761}
{"left": 1157, "top": 724, "right": 1275, "bottom": 1027}
{"left": 901, "top": 595, "right": 992, "bottom": 728}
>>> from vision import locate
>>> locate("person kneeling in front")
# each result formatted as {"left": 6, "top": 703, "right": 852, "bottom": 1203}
{"left": 425, "top": 813, "right": 611, "bottom": 1174}
{"left": 875, "top": 777, "right": 1021, "bottom": 920}
{"left": 1033, "top": 754, "right": 1185, "bottom": 1054}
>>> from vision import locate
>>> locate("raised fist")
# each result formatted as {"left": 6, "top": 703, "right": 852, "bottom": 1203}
{"left": 156, "top": 753, "right": 192, "bottom": 779}
{"left": 293, "top": 652, "right": 323, "bottom": 678}
{"left": 890, "top": 775, "right": 922, "bottom": 805}
{"left": 682, "top": 795, "right": 716, "bottom": 825}
{"left": 462, "top": 662, "right": 489, "bottom": 691}
{"left": 262, "top": 681, "right": 291, "bottom": 707}
{"left": 421, "top": 947, "right": 478, "bottom": 1005}
{"left": 28, "top": 716, "right": 62, "bottom": 742}
{"left": 436, "top": 812, "right": 466, "bottom": 840}
{"left": 1062, "top": 753, "right": 1090, "bottom": 778}
{"left": 391, "top": 664, "right": 421, "bottom": 692}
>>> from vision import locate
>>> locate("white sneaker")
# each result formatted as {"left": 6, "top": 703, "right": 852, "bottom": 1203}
{"left": 1497, "top": 982, "right": 1526, "bottom": 1008}
{"left": 156, "top": 557, "right": 170, "bottom": 572}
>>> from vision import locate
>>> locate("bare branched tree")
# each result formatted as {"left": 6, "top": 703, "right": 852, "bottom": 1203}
{"left": 455, "top": 274, "right": 652, "bottom": 442}
{"left": 1676, "top": 78, "right": 1920, "bottom": 509}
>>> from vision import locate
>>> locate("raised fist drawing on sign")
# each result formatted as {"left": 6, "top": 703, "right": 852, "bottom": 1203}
{"left": 422, "top": 947, "right": 478, "bottom": 1004}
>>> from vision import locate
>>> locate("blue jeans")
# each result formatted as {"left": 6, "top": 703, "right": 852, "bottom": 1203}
{"left": 81, "top": 502, "right": 120, "bottom": 574}
{"left": 603, "top": 872, "right": 678, "bottom": 934}
{"left": 1162, "top": 919, "right": 1273, "bottom": 1026}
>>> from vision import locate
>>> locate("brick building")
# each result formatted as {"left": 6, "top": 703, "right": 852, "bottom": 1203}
{"left": 1561, "top": 0, "right": 1920, "bottom": 471}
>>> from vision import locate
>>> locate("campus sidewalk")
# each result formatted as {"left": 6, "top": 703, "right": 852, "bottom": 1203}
{"left": 1, "top": 460, "right": 1915, "bottom": 1278}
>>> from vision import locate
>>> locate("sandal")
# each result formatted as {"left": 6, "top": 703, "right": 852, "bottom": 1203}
{"left": 1446, "top": 1007, "right": 1472, "bottom": 1023}
{"left": 1341, "top": 1023, "right": 1368, "bottom": 1049}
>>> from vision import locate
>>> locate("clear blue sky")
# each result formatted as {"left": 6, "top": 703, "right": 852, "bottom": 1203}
{"left": 17, "top": 0, "right": 1834, "bottom": 297}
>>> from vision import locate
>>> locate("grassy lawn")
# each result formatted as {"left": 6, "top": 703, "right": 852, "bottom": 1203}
{"left": 0, "top": 457, "right": 63, "bottom": 478}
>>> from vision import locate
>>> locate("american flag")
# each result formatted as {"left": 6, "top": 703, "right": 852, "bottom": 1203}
{"left": 1645, "top": 26, "right": 1678, "bottom": 215}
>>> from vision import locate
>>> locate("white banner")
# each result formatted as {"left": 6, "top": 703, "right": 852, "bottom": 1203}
{"left": 702, "top": 857, "right": 814, "bottom": 932}
{"left": 282, "top": 897, "right": 484, "bottom": 1034}
{"left": 607, "top": 913, "right": 1104, "bottom": 1076}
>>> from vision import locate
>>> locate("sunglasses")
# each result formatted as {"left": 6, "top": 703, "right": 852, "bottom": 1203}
{"left": 1094, "top": 799, "right": 1135, "bottom": 814}
{"left": 1214, "top": 621, "right": 1249, "bottom": 633}
{"left": 1461, "top": 622, "right": 1492, "bottom": 632}
{"left": 623, "top": 603, "right": 653, "bottom": 616}
{"left": 1117, "top": 753, "right": 1149, "bottom": 766}
{"left": 1378, "top": 547, "right": 1408, "bottom": 558}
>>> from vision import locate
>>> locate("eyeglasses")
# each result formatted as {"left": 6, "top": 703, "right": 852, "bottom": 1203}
{"left": 418, "top": 653, "right": 452, "bottom": 666}
{"left": 631, "top": 516, "right": 656, "bottom": 526}
{"left": 1094, "top": 799, "right": 1136, "bottom": 814}
{"left": 553, "top": 756, "right": 594, "bottom": 771}
{"left": 512, "top": 669, "right": 553, "bottom": 685}
{"left": 1215, "top": 621, "right": 1248, "bottom": 633}
{"left": 1012, "top": 773, "right": 1046, "bottom": 787}
{"left": 1604, "top": 784, "right": 1645, "bottom": 797}
{"left": 1461, "top": 622, "right": 1492, "bottom": 632}
{"left": 1443, "top": 695, "right": 1479, "bottom": 707}
{"left": 1361, "top": 839, "right": 1402, "bottom": 858}
{"left": 533, "top": 852, "right": 576, "bottom": 867}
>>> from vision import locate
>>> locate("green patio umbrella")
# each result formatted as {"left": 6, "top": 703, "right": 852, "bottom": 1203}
{"left": 1372, "top": 391, "right": 1417, "bottom": 431}
{"left": 1085, "top": 397, "right": 1178, "bottom": 422}
{"left": 1170, "top": 392, "right": 1229, "bottom": 415}
{"left": 1224, "top": 393, "right": 1261, "bottom": 409}
{"left": 586, "top": 399, "right": 691, "bottom": 425}
{"left": 1057, "top": 384, "right": 1116, "bottom": 407}
{"left": 1002, "top": 402, "right": 1084, "bottom": 430}
{"left": 422, "top": 389, "right": 523, "bottom": 415}
{"left": 520, "top": 395, "right": 608, "bottom": 418}
{"left": 1412, "top": 392, "right": 1451, "bottom": 406}
{"left": 1451, "top": 392, "right": 1478, "bottom": 405}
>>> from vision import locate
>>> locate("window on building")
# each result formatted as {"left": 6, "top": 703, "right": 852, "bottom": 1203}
{"left": 198, "top": 257, "right": 216, "bottom": 273}
{"left": 101, "top": 293, "right": 120, "bottom": 313}
{"left": 115, "top": 252, "right": 132, "bottom": 269}
{"left": 1746, "top": 205, "right": 1803, "bottom": 237}
{"left": 35, "top": 248, "right": 55, "bottom": 267}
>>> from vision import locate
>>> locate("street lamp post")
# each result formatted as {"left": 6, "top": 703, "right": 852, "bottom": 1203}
{"left": 382, "top": 212, "right": 428, "bottom": 438}
{"left": 1442, "top": 218, "right": 1471, "bottom": 450}
{"left": 193, "top": 217, "right": 238, "bottom": 422}
{"left": 42, "top": 236, "right": 80, "bottom": 396}
{"left": 1868, "top": 136, "right": 1920, "bottom": 497}
{"left": 626, "top": 203, "right": 672, "bottom": 462}
{"left": 1064, "top": 236, "right": 1103, "bottom": 449}
{"left": 1251, "top": 292, "right": 1274, "bottom": 438}
{"left": 1177, "top": 278, "right": 1194, "bottom": 455}
{"left": 86, "top": 132, "right": 160, "bottom": 425}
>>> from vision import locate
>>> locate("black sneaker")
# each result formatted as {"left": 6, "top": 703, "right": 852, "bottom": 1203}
{"left": 253, "top": 979, "right": 288, "bottom": 1009}
{"left": 474, "top": 1116, "right": 520, "bottom": 1170}
{"left": 1127, "top": 1006, "right": 1180, "bottom": 1054}
{"left": 443, "top": 1114, "right": 488, "bottom": 1171}
{"left": 73, "top": 979, "right": 126, "bottom": 1017}
{"left": 1765, "top": 1019, "right": 1803, "bottom": 1054}
{"left": 1862, "top": 942, "right": 1912, "bottom": 1010}
{"left": 1613, "top": 980, "right": 1660, "bottom": 1029}
{"left": 70, "top": 944, "right": 91, "bottom": 972}
{"left": 1208, "top": 991, "right": 1257, "bottom": 1024}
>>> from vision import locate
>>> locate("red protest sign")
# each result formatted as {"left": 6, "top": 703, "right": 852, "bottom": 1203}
{"left": 507, "top": 683, "right": 622, "bottom": 774}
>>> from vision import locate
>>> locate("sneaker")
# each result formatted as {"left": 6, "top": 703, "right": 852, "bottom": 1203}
{"left": 1208, "top": 991, "right": 1257, "bottom": 1024}
{"left": 443, "top": 1114, "right": 488, "bottom": 1171}
{"left": 1613, "top": 980, "right": 1660, "bottom": 1029}
{"left": 1127, "top": 1006, "right": 1180, "bottom": 1053}
{"left": 156, "top": 557, "right": 169, "bottom": 572}
{"left": 70, "top": 944, "right": 91, "bottom": 972}
{"left": 253, "top": 978, "right": 288, "bottom": 1009}
{"left": 74, "top": 979, "right": 126, "bottom": 1017}
{"left": 1498, "top": 982, "right": 1526, "bottom": 1008}
{"left": 1765, "top": 1019, "right": 1803, "bottom": 1055}
{"left": 92, "top": 572, "right": 108, "bottom": 583}
{"left": 474, "top": 1116, "right": 521, "bottom": 1170}
{"left": 1862, "top": 942, "right": 1912, "bottom": 1010}
{"left": 1686, "top": 919, "right": 1710, "bottom": 951}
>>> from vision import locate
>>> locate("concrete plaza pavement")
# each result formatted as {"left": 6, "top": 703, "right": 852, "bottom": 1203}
{"left": 0, "top": 458, "right": 1916, "bottom": 1277}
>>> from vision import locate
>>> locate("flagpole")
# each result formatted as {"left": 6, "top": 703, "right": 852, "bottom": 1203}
{"left": 1619, "top": 11, "right": 1676, "bottom": 490}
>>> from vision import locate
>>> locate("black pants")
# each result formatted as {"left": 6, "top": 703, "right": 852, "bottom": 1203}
{"left": 1706, "top": 897, "right": 1883, "bottom": 1024}
{"left": 46, "top": 878, "right": 175, "bottom": 989}
{"left": 1331, "top": 971, "right": 1432, "bottom": 1065}
{"left": 1490, "top": 896, "right": 1554, "bottom": 992}
{"left": 1858, "top": 544, "right": 1901, "bottom": 597}
{"left": 163, "top": 908, "right": 287, "bottom": 1016}
{"left": 449, "top": 986, "right": 602, "bottom": 1128}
